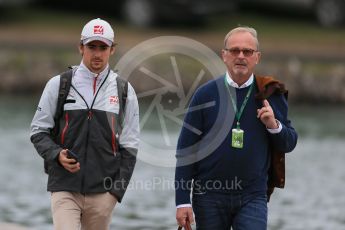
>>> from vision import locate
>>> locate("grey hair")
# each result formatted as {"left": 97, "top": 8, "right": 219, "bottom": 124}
{"left": 224, "top": 26, "right": 259, "bottom": 50}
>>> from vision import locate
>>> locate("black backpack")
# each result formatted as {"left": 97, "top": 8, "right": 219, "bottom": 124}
{"left": 50, "top": 67, "right": 128, "bottom": 140}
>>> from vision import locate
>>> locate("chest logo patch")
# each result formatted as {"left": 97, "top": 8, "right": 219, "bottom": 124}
{"left": 109, "top": 96, "right": 119, "bottom": 105}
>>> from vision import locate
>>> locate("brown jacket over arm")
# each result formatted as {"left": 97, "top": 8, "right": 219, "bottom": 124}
{"left": 255, "top": 75, "right": 288, "bottom": 201}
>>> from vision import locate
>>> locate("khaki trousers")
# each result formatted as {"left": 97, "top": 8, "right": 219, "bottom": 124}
{"left": 51, "top": 191, "right": 117, "bottom": 230}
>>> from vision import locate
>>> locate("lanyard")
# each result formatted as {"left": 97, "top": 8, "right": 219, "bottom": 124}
{"left": 224, "top": 76, "right": 255, "bottom": 129}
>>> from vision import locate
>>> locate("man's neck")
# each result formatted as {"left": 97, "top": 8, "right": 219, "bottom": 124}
{"left": 80, "top": 62, "right": 108, "bottom": 76}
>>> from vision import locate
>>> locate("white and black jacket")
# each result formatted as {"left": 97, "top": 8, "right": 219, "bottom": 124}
{"left": 30, "top": 63, "right": 140, "bottom": 202}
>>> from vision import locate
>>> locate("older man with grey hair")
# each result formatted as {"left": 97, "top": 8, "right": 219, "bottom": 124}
{"left": 175, "top": 26, "right": 297, "bottom": 230}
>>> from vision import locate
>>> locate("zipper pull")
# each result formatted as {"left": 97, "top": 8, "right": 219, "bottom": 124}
{"left": 88, "top": 110, "right": 93, "bottom": 120}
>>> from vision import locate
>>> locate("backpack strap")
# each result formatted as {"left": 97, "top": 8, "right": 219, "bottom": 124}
{"left": 116, "top": 76, "right": 128, "bottom": 133}
{"left": 51, "top": 68, "right": 73, "bottom": 140}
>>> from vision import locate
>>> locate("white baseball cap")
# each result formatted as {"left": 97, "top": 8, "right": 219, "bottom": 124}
{"left": 81, "top": 18, "right": 114, "bottom": 47}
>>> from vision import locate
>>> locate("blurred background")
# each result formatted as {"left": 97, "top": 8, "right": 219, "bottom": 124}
{"left": 0, "top": 0, "right": 345, "bottom": 229}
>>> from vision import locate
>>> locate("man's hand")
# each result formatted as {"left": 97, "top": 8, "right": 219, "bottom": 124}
{"left": 257, "top": 99, "right": 278, "bottom": 129}
{"left": 176, "top": 207, "right": 194, "bottom": 228}
{"left": 58, "top": 149, "right": 80, "bottom": 173}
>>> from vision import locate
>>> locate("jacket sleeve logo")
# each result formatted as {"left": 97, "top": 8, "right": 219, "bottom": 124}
{"left": 109, "top": 96, "right": 119, "bottom": 105}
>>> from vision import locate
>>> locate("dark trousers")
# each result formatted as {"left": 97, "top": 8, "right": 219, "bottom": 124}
{"left": 192, "top": 191, "right": 267, "bottom": 230}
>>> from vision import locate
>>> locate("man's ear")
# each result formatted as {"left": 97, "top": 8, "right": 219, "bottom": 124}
{"left": 221, "top": 49, "right": 227, "bottom": 62}
{"left": 110, "top": 46, "right": 116, "bottom": 55}
{"left": 256, "top": 51, "right": 261, "bottom": 64}
{"left": 79, "top": 44, "right": 84, "bottom": 56}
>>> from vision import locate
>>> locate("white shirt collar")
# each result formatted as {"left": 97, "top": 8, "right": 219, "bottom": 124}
{"left": 225, "top": 72, "right": 254, "bottom": 89}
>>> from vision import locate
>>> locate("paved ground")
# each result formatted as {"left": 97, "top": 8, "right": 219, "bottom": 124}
{"left": 0, "top": 223, "right": 31, "bottom": 230}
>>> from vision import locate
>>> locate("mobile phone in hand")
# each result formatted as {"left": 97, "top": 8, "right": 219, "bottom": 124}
{"left": 67, "top": 150, "right": 79, "bottom": 163}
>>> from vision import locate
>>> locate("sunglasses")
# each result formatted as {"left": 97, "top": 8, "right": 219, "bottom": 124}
{"left": 224, "top": 48, "right": 257, "bottom": 57}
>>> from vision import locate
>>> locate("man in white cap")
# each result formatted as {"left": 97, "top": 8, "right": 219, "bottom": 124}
{"left": 30, "top": 18, "right": 140, "bottom": 229}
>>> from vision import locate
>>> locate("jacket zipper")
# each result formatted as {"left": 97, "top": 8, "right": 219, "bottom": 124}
{"left": 88, "top": 110, "right": 93, "bottom": 120}
{"left": 82, "top": 112, "right": 92, "bottom": 193}
{"left": 71, "top": 85, "right": 90, "bottom": 193}
{"left": 60, "top": 112, "right": 69, "bottom": 145}
{"left": 71, "top": 69, "right": 111, "bottom": 193}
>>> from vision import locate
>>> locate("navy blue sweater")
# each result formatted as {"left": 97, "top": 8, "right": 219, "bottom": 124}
{"left": 175, "top": 76, "right": 297, "bottom": 205}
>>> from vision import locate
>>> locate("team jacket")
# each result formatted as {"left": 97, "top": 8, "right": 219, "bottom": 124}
{"left": 30, "top": 64, "right": 140, "bottom": 202}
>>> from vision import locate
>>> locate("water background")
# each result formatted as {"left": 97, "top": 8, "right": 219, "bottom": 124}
{"left": 1, "top": 95, "right": 345, "bottom": 230}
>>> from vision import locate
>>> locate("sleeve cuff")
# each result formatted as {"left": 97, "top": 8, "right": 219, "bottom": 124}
{"left": 267, "top": 119, "right": 282, "bottom": 134}
{"left": 177, "top": 204, "right": 192, "bottom": 209}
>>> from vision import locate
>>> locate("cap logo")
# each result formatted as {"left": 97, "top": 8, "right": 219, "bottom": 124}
{"left": 93, "top": 25, "right": 104, "bottom": 35}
